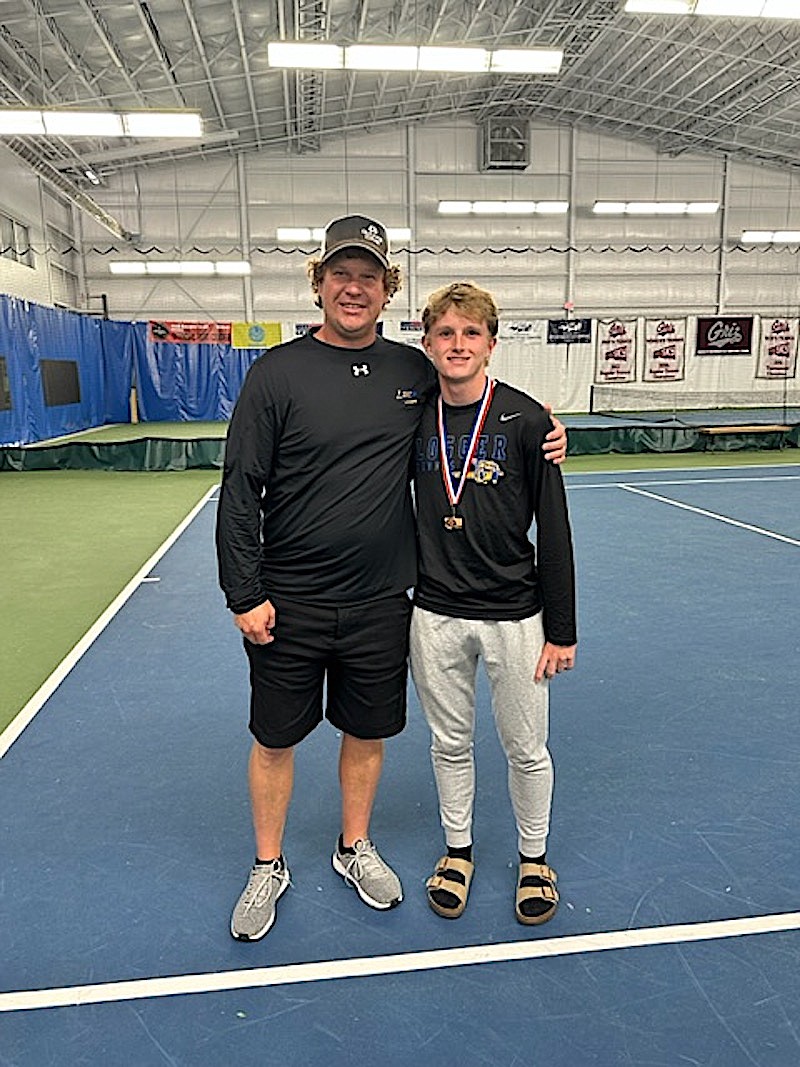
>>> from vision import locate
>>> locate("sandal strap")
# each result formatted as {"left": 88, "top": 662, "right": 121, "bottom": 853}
{"left": 517, "top": 862, "right": 558, "bottom": 904}
{"left": 426, "top": 855, "right": 474, "bottom": 893}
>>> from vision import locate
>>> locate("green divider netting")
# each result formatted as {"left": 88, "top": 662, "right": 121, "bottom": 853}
{"left": 0, "top": 425, "right": 796, "bottom": 471}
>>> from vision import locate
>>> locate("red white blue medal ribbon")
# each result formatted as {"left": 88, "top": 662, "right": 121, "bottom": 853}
{"left": 437, "top": 376, "right": 496, "bottom": 520}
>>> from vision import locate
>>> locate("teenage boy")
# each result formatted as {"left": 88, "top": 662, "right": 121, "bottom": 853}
{"left": 410, "top": 281, "right": 577, "bottom": 925}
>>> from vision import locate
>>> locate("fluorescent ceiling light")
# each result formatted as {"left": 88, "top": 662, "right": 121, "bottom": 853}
{"left": 45, "top": 111, "right": 124, "bottom": 136}
{"left": 741, "top": 230, "right": 800, "bottom": 243}
{"left": 123, "top": 112, "right": 202, "bottom": 138}
{"left": 276, "top": 227, "right": 313, "bottom": 241}
{"left": 489, "top": 49, "right": 563, "bottom": 74}
{"left": 345, "top": 45, "right": 418, "bottom": 70}
{"left": 438, "top": 200, "right": 569, "bottom": 215}
{"left": 592, "top": 201, "right": 627, "bottom": 214}
{"left": 84, "top": 168, "right": 101, "bottom": 185}
{"left": 267, "top": 42, "right": 343, "bottom": 68}
{"left": 685, "top": 201, "right": 720, "bottom": 213}
{"left": 762, "top": 0, "right": 800, "bottom": 15}
{"left": 276, "top": 226, "right": 411, "bottom": 243}
{"left": 695, "top": 1, "right": 761, "bottom": 13}
{"left": 215, "top": 261, "right": 252, "bottom": 275}
{"left": 110, "top": 261, "right": 250, "bottom": 275}
{"left": 438, "top": 201, "right": 473, "bottom": 214}
{"left": 593, "top": 200, "right": 719, "bottom": 215}
{"left": 624, "top": 0, "right": 800, "bottom": 12}
{"left": 418, "top": 47, "right": 489, "bottom": 72}
{"left": 624, "top": 1, "right": 691, "bottom": 12}
{"left": 0, "top": 108, "right": 202, "bottom": 138}
{"left": 269, "top": 42, "right": 565, "bottom": 74}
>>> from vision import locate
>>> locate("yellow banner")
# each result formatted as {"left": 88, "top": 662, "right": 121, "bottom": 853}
{"left": 231, "top": 322, "right": 282, "bottom": 348}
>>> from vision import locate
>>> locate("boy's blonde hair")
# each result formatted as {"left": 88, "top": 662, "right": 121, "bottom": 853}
{"left": 422, "top": 282, "right": 499, "bottom": 338}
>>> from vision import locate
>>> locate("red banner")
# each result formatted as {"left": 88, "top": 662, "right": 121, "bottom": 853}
{"left": 149, "top": 320, "right": 232, "bottom": 344}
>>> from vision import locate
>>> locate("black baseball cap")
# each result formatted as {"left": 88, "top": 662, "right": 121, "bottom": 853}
{"left": 320, "top": 214, "right": 390, "bottom": 268}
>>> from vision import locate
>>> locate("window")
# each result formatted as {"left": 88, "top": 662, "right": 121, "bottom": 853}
{"left": 40, "top": 359, "right": 81, "bottom": 407}
{"left": 0, "top": 357, "right": 11, "bottom": 411}
{"left": 0, "top": 211, "right": 34, "bottom": 268}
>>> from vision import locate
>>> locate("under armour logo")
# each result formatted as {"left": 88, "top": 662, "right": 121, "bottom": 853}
{"left": 351, "top": 363, "right": 371, "bottom": 376}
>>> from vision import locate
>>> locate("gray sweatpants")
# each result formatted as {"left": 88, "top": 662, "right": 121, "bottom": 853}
{"left": 409, "top": 606, "right": 553, "bottom": 858}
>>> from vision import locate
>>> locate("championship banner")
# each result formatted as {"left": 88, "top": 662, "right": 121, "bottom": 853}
{"left": 547, "top": 318, "right": 592, "bottom": 345}
{"left": 756, "top": 316, "right": 798, "bottom": 379}
{"left": 498, "top": 319, "right": 545, "bottom": 342}
{"left": 231, "top": 322, "right": 282, "bottom": 348}
{"left": 149, "top": 320, "right": 231, "bottom": 344}
{"left": 695, "top": 316, "right": 753, "bottom": 356}
{"left": 643, "top": 318, "right": 686, "bottom": 382}
{"left": 594, "top": 319, "right": 637, "bottom": 384}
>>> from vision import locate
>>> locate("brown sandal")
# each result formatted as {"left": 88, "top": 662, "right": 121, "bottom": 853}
{"left": 515, "top": 862, "right": 558, "bottom": 925}
{"left": 426, "top": 855, "right": 474, "bottom": 919}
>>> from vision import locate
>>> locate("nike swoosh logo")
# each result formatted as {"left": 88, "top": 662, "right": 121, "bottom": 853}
{"left": 499, "top": 412, "right": 521, "bottom": 422}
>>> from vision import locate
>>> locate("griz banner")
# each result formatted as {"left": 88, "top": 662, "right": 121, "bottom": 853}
{"left": 695, "top": 316, "right": 753, "bottom": 356}
{"left": 231, "top": 322, "right": 282, "bottom": 348}
{"left": 149, "top": 320, "right": 232, "bottom": 344}
{"left": 644, "top": 318, "right": 686, "bottom": 382}
{"left": 547, "top": 318, "right": 592, "bottom": 344}
{"left": 594, "top": 320, "right": 637, "bottom": 383}
{"left": 756, "top": 317, "right": 798, "bottom": 379}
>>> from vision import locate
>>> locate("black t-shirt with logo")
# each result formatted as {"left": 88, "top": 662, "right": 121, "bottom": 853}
{"left": 413, "top": 380, "right": 576, "bottom": 645}
{"left": 217, "top": 330, "right": 437, "bottom": 612}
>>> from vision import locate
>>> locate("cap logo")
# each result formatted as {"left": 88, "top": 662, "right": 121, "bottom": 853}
{"left": 360, "top": 224, "right": 385, "bottom": 248}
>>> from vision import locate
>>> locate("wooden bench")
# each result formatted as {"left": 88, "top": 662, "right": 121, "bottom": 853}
{"left": 699, "top": 424, "right": 790, "bottom": 435}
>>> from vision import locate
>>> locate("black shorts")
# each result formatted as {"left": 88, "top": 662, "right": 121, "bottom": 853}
{"left": 244, "top": 592, "right": 412, "bottom": 748}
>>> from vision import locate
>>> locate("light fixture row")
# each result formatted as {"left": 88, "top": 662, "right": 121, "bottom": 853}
{"left": 593, "top": 201, "right": 720, "bottom": 215}
{"left": 267, "top": 42, "right": 563, "bottom": 75}
{"left": 434, "top": 200, "right": 719, "bottom": 215}
{"left": 625, "top": 0, "right": 799, "bottom": 17}
{"left": 438, "top": 201, "right": 569, "bottom": 215}
{"left": 0, "top": 109, "right": 203, "bottom": 138}
{"left": 276, "top": 227, "right": 412, "bottom": 241}
{"left": 741, "top": 230, "right": 800, "bottom": 243}
{"left": 109, "top": 261, "right": 250, "bottom": 276}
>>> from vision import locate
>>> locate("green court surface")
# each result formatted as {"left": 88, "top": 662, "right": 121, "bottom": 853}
{"left": 0, "top": 469, "right": 220, "bottom": 734}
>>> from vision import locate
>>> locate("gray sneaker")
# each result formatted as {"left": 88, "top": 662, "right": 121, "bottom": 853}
{"left": 332, "top": 839, "right": 403, "bottom": 910}
{"left": 230, "top": 859, "right": 290, "bottom": 941}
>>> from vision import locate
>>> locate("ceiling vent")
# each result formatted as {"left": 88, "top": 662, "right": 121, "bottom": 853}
{"left": 481, "top": 118, "right": 530, "bottom": 171}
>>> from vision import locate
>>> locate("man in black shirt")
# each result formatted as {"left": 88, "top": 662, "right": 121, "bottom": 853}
{"left": 410, "top": 281, "right": 577, "bottom": 925}
{"left": 216, "top": 219, "right": 568, "bottom": 940}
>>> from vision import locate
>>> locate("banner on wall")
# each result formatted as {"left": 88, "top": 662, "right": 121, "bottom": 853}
{"left": 498, "top": 320, "right": 545, "bottom": 342}
{"left": 643, "top": 318, "right": 686, "bottom": 381}
{"left": 231, "top": 322, "right": 282, "bottom": 348}
{"left": 756, "top": 317, "right": 798, "bottom": 379}
{"left": 594, "top": 320, "right": 637, "bottom": 383}
{"left": 149, "top": 320, "right": 232, "bottom": 344}
{"left": 295, "top": 322, "right": 322, "bottom": 336}
{"left": 547, "top": 318, "right": 592, "bottom": 344}
{"left": 695, "top": 316, "right": 753, "bottom": 356}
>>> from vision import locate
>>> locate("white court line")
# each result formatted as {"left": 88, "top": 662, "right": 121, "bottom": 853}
{"left": 0, "top": 484, "right": 219, "bottom": 760}
{"left": 568, "top": 473, "right": 800, "bottom": 490}
{"left": 620, "top": 484, "right": 800, "bottom": 546}
{"left": 2, "top": 911, "right": 798, "bottom": 1014}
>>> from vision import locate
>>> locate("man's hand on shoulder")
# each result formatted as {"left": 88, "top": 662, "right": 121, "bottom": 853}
{"left": 542, "top": 404, "right": 567, "bottom": 465}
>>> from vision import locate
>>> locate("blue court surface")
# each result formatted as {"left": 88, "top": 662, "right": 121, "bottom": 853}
{"left": 2, "top": 463, "right": 799, "bottom": 1066}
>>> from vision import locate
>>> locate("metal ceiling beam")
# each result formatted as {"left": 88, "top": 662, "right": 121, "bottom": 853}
{"left": 179, "top": 0, "right": 227, "bottom": 128}
{"left": 135, "top": 1, "right": 186, "bottom": 107}
{"left": 231, "top": 0, "right": 262, "bottom": 147}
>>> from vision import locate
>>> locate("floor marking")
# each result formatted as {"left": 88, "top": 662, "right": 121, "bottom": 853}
{"left": 619, "top": 484, "right": 800, "bottom": 545}
{"left": 568, "top": 473, "right": 800, "bottom": 490}
{"left": 2, "top": 911, "right": 798, "bottom": 1014}
{"left": 0, "top": 485, "right": 218, "bottom": 760}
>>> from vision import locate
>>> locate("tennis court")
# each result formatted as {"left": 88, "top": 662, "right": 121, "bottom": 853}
{"left": 1, "top": 459, "right": 799, "bottom": 1065}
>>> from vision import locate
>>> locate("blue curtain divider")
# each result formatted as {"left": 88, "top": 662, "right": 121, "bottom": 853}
{"left": 0, "top": 295, "right": 133, "bottom": 446}
{"left": 0, "top": 296, "right": 264, "bottom": 445}
{"left": 130, "top": 322, "right": 260, "bottom": 422}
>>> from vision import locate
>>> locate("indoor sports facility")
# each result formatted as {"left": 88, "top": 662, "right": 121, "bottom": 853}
{"left": 1, "top": 2, "right": 799, "bottom": 1064}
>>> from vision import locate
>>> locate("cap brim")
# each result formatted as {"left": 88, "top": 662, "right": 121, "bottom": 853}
{"left": 320, "top": 240, "right": 389, "bottom": 268}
